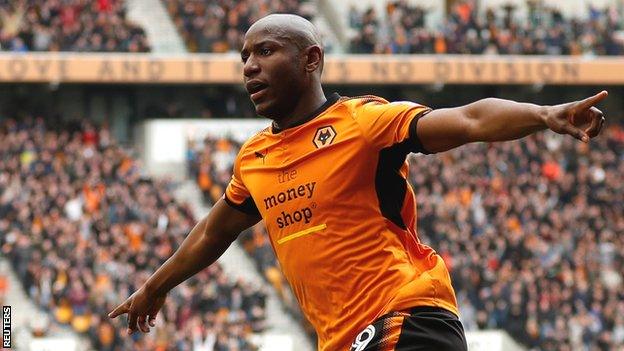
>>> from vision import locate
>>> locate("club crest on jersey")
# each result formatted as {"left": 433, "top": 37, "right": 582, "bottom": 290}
{"left": 313, "top": 125, "right": 337, "bottom": 149}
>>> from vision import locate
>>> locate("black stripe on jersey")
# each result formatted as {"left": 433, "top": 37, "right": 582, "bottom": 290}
{"left": 375, "top": 111, "right": 432, "bottom": 229}
{"left": 407, "top": 109, "right": 433, "bottom": 154}
{"left": 224, "top": 194, "right": 260, "bottom": 216}
{"left": 375, "top": 140, "right": 411, "bottom": 229}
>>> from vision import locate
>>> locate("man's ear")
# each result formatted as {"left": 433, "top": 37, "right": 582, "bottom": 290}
{"left": 304, "top": 45, "right": 323, "bottom": 73}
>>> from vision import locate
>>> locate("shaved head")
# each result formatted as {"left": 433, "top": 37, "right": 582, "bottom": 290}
{"left": 241, "top": 14, "right": 327, "bottom": 123}
{"left": 246, "top": 14, "right": 323, "bottom": 51}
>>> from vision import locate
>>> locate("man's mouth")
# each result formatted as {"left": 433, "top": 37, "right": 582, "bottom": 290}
{"left": 246, "top": 81, "right": 269, "bottom": 101}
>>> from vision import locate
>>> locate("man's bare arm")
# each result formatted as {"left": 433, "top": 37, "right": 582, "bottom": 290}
{"left": 416, "top": 91, "right": 607, "bottom": 154}
{"left": 109, "top": 197, "right": 260, "bottom": 334}
{"left": 143, "top": 198, "right": 260, "bottom": 296}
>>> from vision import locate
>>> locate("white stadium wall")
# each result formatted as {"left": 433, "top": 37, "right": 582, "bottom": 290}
{"left": 137, "top": 119, "right": 269, "bottom": 180}
{"left": 466, "top": 330, "right": 527, "bottom": 351}
{"left": 29, "top": 338, "right": 77, "bottom": 351}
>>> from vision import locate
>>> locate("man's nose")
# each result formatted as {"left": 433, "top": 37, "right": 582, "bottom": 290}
{"left": 243, "top": 56, "right": 260, "bottom": 78}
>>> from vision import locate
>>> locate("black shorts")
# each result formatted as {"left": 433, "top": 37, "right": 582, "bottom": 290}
{"left": 349, "top": 306, "right": 468, "bottom": 351}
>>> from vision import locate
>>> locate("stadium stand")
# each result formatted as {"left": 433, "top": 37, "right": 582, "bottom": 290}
{"left": 187, "top": 136, "right": 240, "bottom": 206}
{"left": 142, "top": 0, "right": 624, "bottom": 55}
{"left": 163, "top": 0, "right": 316, "bottom": 53}
{"left": 189, "top": 123, "right": 624, "bottom": 350}
{"left": 348, "top": 0, "right": 624, "bottom": 55}
{"left": 0, "top": 0, "right": 150, "bottom": 52}
{"left": 0, "top": 118, "right": 266, "bottom": 350}
{"left": 0, "top": 1, "right": 622, "bottom": 349}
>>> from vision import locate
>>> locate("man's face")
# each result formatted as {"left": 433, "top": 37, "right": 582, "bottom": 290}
{"left": 241, "top": 29, "right": 305, "bottom": 119}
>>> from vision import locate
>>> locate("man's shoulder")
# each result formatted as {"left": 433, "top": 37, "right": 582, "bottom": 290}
{"left": 340, "top": 96, "right": 430, "bottom": 121}
{"left": 236, "top": 125, "right": 272, "bottom": 157}
{"left": 339, "top": 95, "right": 390, "bottom": 109}
{"left": 336, "top": 95, "right": 406, "bottom": 124}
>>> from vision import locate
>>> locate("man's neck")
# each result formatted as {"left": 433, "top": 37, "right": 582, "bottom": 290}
{"left": 272, "top": 87, "right": 327, "bottom": 131}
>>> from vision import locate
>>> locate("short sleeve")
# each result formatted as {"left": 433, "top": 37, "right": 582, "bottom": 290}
{"left": 355, "top": 99, "right": 432, "bottom": 153}
{"left": 224, "top": 152, "right": 260, "bottom": 216}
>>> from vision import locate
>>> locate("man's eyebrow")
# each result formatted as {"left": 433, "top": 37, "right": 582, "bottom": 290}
{"left": 240, "top": 38, "right": 284, "bottom": 56}
{"left": 254, "top": 39, "right": 283, "bottom": 47}
{"left": 242, "top": 39, "right": 283, "bottom": 53}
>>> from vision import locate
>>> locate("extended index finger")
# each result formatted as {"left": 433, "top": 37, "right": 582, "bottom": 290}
{"left": 579, "top": 90, "right": 608, "bottom": 109}
{"left": 108, "top": 302, "right": 130, "bottom": 319}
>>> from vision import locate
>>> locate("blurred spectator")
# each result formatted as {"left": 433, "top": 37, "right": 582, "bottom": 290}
{"left": 0, "top": 0, "right": 150, "bottom": 52}
{"left": 187, "top": 136, "right": 241, "bottom": 206}
{"left": 349, "top": 6, "right": 383, "bottom": 54}
{"left": 349, "top": 0, "right": 624, "bottom": 56}
{"left": 191, "top": 122, "right": 624, "bottom": 350}
{"left": 164, "top": 0, "right": 316, "bottom": 53}
{"left": 0, "top": 117, "right": 266, "bottom": 350}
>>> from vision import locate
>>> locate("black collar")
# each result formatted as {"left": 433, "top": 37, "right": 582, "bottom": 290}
{"left": 271, "top": 92, "right": 341, "bottom": 134}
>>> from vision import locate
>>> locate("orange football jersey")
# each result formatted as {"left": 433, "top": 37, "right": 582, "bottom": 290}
{"left": 225, "top": 93, "right": 458, "bottom": 351}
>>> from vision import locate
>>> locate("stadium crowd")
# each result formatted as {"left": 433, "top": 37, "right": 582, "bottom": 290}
{"left": 0, "top": 118, "right": 266, "bottom": 351}
{"left": 0, "top": 0, "right": 150, "bottom": 52}
{"left": 190, "top": 123, "right": 624, "bottom": 350}
{"left": 163, "top": 0, "right": 316, "bottom": 53}
{"left": 1, "top": 0, "right": 621, "bottom": 56}
{"left": 349, "top": 0, "right": 624, "bottom": 55}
